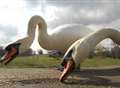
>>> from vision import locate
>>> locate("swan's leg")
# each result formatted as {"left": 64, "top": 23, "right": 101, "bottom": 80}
{"left": 59, "top": 58, "right": 75, "bottom": 82}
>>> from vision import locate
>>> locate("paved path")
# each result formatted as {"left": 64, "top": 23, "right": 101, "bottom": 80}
{"left": 0, "top": 67, "right": 119, "bottom": 88}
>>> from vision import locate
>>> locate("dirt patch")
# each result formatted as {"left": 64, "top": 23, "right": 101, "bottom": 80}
{"left": 0, "top": 67, "right": 119, "bottom": 88}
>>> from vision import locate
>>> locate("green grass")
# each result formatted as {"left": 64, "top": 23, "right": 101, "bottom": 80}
{"left": 81, "top": 56, "right": 120, "bottom": 67}
{"left": 0, "top": 55, "right": 120, "bottom": 68}
{"left": 0, "top": 55, "right": 61, "bottom": 68}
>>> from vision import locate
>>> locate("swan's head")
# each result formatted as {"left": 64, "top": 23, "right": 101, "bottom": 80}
{"left": 0, "top": 43, "right": 21, "bottom": 65}
{"left": 59, "top": 59, "right": 75, "bottom": 82}
{"left": 59, "top": 46, "right": 75, "bottom": 82}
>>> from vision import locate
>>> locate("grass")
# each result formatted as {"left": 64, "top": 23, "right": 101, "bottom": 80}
{"left": 0, "top": 55, "right": 120, "bottom": 68}
{"left": 0, "top": 55, "right": 61, "bottom": 68}
{"left": 81, "top": 56, "right": 120, "bottom": 67}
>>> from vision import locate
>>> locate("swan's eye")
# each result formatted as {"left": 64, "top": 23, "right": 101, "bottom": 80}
{"left": 5, "top": 45, "right": 11, "bottom": 51}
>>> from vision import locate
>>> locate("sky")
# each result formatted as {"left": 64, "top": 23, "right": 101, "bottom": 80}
{"left": 1, "top": 0, "right": 120, "bottom": 50}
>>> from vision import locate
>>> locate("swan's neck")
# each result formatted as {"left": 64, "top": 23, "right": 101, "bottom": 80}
{"left": 82, "top": 28, "right": 120, "bottom": 52}
{"left": 15, "top": 36, "right": 34, "bottom": 53}
{"left": 38, "top": 28, "right": 50, "bottom": 49}
{"left": 28, "top": 15, "right": 49, "bottom": 49}
{"left": 27, "top": 15, "right": 48, "bottom": 38}
{"left": 71, "top": 28, "right": 120, "bottom": 67}
{"left": 16, "top": 15, "right": 48, "bottom": 53}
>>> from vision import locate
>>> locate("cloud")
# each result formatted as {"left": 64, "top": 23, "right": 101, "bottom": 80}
{"left": 46, "top": 6, "right": 107, "bottom": 29}
{"left": 25, "top": 0, "right": 46, "bottom": 8}
{"left": 0, "top": 25, "right": 18, "bottom": 45}
{"left": 24, "top": 0, "right": 120, "bottom": 29}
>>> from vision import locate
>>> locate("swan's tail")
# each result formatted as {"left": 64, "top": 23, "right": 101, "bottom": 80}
{"left": 27, "top": 15, "right": 47, "bottom": 37}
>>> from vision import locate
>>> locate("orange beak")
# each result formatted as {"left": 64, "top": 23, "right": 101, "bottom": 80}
{"left": 59, "top": 59, "right": 75, "bottom": 82}
{"left": 0, "top": 47, "right": 17, "bottom": 65}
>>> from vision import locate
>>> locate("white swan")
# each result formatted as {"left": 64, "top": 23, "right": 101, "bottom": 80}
{"left": 0, "top": 15, "right": 92, "bottom": 64}
{"left": 59, "top": 28, "right": 120, "bottom": 82}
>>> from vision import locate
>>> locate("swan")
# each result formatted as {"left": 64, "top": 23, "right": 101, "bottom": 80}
{"left": 0, "top": 15, "right": 92, "bottom": 64}
{"left": 59, "top": 28, "right": 120, "bottom": 82}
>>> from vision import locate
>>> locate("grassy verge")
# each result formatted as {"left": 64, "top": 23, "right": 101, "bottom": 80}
{"left": 0, "top": 55, "right": 61, "bottom": 68}
{"left": 0, "top": 55, "right": 120, "bottom": 68}
{"left": 81, "top": 56, "right": 120, "bottom": 67}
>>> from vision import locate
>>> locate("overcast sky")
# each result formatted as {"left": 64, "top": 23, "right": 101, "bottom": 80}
{"left": 0, "top": 0, "right": 120, "bottom": 50}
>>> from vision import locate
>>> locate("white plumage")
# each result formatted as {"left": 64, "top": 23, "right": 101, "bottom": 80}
{"left": 16, "top": 15, "right": 93, "bottom": 53}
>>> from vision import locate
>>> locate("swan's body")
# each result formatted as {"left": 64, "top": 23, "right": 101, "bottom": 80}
{"left": 16, "top": 15, "right": 93, "bottom": 53}
{"left": 60, "top": 28, "right": 120, "bottom": 82}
